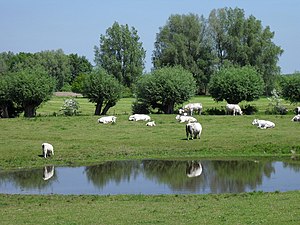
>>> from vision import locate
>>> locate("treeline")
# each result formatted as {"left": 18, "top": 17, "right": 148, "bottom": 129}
{"left": 0, "top": 7, "right": 299, "bottom": 118}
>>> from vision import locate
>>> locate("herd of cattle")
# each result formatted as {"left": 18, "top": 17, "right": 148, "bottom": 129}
{"left": 41, "top": 104, "right": 300, "bottom": 159}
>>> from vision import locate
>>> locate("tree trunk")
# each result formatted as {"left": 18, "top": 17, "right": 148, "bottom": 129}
{"left": 163, "top": 103, "right": 174, "bottom": 114}
{"left": 0, "top": 105, "right": 9, "bottom": 118}
{"left": 94, "top": 102, "right": 102, "bottom": 115}
{"left": 101, "top": 101, "right": 116, "bottom": 115}
{"left": 24, "top": 104, "right": 36, "bottom": 118}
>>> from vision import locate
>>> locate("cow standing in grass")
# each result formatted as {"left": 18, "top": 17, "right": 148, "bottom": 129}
{"left": 226, "top": 104, "right": 243, "bottom": 116}
{"left": 186, "top": 122, "right": 202, "bottom": 140}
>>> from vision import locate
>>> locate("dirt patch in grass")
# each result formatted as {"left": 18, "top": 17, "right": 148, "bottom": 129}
{"left": 54, "top": 92, "right": 83, "bottom": 97}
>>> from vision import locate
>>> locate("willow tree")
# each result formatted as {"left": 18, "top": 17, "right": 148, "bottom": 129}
{"left": 153, "top": 13, "right": 215, "bottom": 94}
{"left": 94, "top": 22, "right": 146, "bottom": 89}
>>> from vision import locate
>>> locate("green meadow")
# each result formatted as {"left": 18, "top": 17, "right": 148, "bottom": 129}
{"left": 1, "top": 95, "right": 300, "bottom": 224}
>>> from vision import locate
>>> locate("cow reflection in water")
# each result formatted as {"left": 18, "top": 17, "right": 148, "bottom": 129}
{"left": 186, "top": 161, "right": 203, "bottom": 178}
{"left": 43, "top": 165, "right": 55, "bottom": 181}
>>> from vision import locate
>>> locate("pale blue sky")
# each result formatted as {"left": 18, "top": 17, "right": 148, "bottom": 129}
{"left": 1, "top": 0, "right": 299, "bottom": 74}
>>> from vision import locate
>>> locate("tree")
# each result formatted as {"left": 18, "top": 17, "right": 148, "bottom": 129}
{"left": 68, "top": 54, "right": 92, "bottom": 84}
{"left": 83, "top": 68, "right": 123, "bottom": 115}
{"left": 135, "top": 66, "right": 196, "bottom": 114}
{"left": 0, "top": 75, "right": 12, "bottom": 118}
{"left": 281, "top": 73, "right": 300, "bottom": 103}
{"left": 153, "top": 13, "right": 215, "bottom": 94}
{"left": 10, "top": 67, "right": 56, "bottom": 117}
{"left": 208, "top": 66, "right": 264, "bottom": 104}
{"left": 94, "top": 22, "right": 146, "bottom": 89}
{"left": 208, "top": 7, "right": 283, "bottom": 94}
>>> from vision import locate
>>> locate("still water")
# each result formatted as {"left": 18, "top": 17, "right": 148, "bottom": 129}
{"left": 1, "top": 159, "right": 300, "bottom": 195}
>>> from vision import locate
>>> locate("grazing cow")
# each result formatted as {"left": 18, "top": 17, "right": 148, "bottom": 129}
{"left": 252, "top": 119, "right": 275, "bottom": 129}
{"left": 42, "top": 143, "right": 54, "bottom": 158}
{"left": 146, "top": 121, "right": 156, "bottom": 126}
{"left": 295, "top": 107, "right": 300, "bottom": 115}
{"left": 129, "top": 114, "right": 151, "bottom": 121}
{"left": 226, "top": 104, "right": 243, "bottom": 116}
{"left": 176, "top": 115, "right": 197, "bottom": 123}
{"left": 291, "top": 115, "right": 300, "bottom": 122}
{"left": 183, "top": 103, "right": 203, "bottom": 116}
{"left": 186, "top": 161, "right": 203, "bottom": 178}
{"left": 98, "top": 116, "right": 117, "bottom": 124}
{"left": 186, "top": 122, "right": 202, "bottom": 140}
{"left": 43, "top": 165, "right": 55, "bottom": 181}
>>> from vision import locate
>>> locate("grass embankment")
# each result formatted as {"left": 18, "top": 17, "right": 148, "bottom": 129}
{"left": 1, "top": 95, "right": 300, "bottom": 224}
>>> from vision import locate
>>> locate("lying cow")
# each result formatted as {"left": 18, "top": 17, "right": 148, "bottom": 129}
{"left": 186, "top": 122, "right": 202, "bottom": 140}
{"left": 129, "top": 114, "right": 151, "bottom": 121}
{"left": 98, "top": 116, "right": 117, "bottom": 124}
{"left": 252, "top": 119, "right": 275, "bottom": 129}
{"left": 146, "top": 121, "right": 156, "bottom": 126}
{"left": 186, "top": 161, "right": 203, "bottom": 178}
{"left": 291, "top": 115, "right": 300, "bottom": 122}
{"left": 226, "top": 104, "right": 243, "bottom": 116}
{"left": 42, "top": 142, "right": 54, "bottom": 158}
{"left": 183, "top": 103, "right": 203, "bottom": 116}
{"left": 176, "top": 115, "right": 197, "bottom": 123}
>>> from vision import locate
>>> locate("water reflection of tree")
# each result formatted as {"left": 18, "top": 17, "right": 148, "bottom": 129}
{"left": 0, "top": 166, "right": 57, "bottom": 190}
{"left": 209, "top": 160, "right": 275, "bottom": 193}
{"left": 84, "top": 161, "right": 140, "bottom": 187}
{"left": 282, "top": 161, "right": 300, "bottom": 172}
{"left": 142, "top": 160, "right": 205, "bottom": 192}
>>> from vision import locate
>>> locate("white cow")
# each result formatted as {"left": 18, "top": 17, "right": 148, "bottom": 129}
{"left": 176, "top": 115, "right": 197, "bottom": 123}
{"left": 183, "top": 103, "right": 203, "bottom": 116}
{"left": 226, "top": 104, "right": 243, "bottom": 116}
{"left": 186, "top": 122, "right": 202, "bottom": 140}
{"left": 43, "top": 165, "right": 55, "bottom": 181}
{"left": 252, "top": 119, "right": 275, "bottom": 129}
{"left": 42, "top": 143, "right": 54, "bottom": 158}
{"left": 146, "top": 121, "right": 156, "bottom": 126}
{"left": 98, "top": 116, "right": 117, "bottom": 124}
{"left": 178, "top": 108, "right": 187, "bottom": 116}
{"left": 295, "top": 107, "right": 300, "bottom": 115}
{"left": 291, "top": 115, "right": 300, "bottom": 122}
{"left": 186, "top": 161, "right": 203, "bottom": 178}
{"left": 129, "top": 114, "right": 151, "bottom": 121}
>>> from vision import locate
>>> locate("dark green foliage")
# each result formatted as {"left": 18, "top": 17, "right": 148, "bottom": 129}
{"left": 208, "top": 7, "right": 283, "bottom": 94}
{"left": 71, "top": 73, "right": 88, "bottom": 94}
{"left": 203, "top": 107, "right": 226, "bottom": 115}
{"left": 153, "top": 14, "right": 215, "bottom": 94}
{"left": 265, "top": 89, "right": 288, "bottom": 115}
{"left": 241, "top": 104, "right": 258, "bottom": 115}
{"left": 9, "top": 67, "right": 56, "bottom": 117}
{"left": 83, "top": 68, "right": 123, "bottom": 115}
{"left": 94, "top": 22, "right": 145, "bottom": 89}
{"left": 280, "top": 73, "right": 300, "bottom": 103}
{"left": 68, "top": 54, "right": 92, "bottom": 84}
{"left": 135, "top": 66, "right": 196, "bottom": 114}
{"left": 208, "top": 66, "right": 264, "bottom": 104}
{"left": 131, "top": 101, "right": 150, "bottom": 114}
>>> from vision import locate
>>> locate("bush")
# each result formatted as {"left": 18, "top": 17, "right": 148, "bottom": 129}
{"left": 203, "top": 107, "right": 226, "bottom": 115}
{"left": 241, "top": 104, "right": 258, "bottom": 115}
{"left": 265, "top": 89, "right": 288, "bottom": 115}
{"left": 131, "top": 101, "right": 150, "bottom": 114}
{"left": 60, "top": 98, "right": 80, "bottom": 116}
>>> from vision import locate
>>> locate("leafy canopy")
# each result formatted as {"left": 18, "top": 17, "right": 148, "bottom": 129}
{"left": 281, "top": 73, "right": 300, "bottom": 103}
{"left": 208, "top": 66, "right": 264, "bottom": 104}
{"left": 135, "top": 66, "right": 196, "bottom": 114}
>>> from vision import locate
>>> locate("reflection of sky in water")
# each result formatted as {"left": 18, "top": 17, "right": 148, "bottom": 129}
{"left": 1, "top": 160, "right": 300, "bottom": 195}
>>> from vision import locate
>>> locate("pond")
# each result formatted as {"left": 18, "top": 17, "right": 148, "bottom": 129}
{"left": 1, "top": 159, "right": 300, "bottom": 195}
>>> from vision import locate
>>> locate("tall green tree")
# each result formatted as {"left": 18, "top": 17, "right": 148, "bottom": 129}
{"left": 153, "top": 13, "right": 215, "bottom": 94}
{"left": 208, "top": 66, "right": 264, "bottom": 104}
{"left": 208, "top": 7, "right": 283, "bottom": 94}
{"left": 94, "top": 22, "right": 146, "bottom": 89}
{"left": 10, "top": 67, "right": 56, "bottom": 117}
{"left": 68, "top": 54, "right": 93, "bottom": 84}
{"left": 135, "top": 66, "right": 196, "bottom": 114}
{"left": 83, "top": 68, "right": 123, "bottom": 115}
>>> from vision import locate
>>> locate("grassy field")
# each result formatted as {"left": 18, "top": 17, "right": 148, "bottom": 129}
{"left": 1, "top": 94, "right": 300, "bottom": 224}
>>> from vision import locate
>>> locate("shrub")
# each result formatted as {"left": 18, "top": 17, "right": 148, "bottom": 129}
{"left": 241, "top": 104, "right": 258, "bottom": 115}
{"left": 265, "top": 89, "right": 288, "bottom": 115}
{"left": 203, "top": 107, "right": 226, "bottom": 115}
{"left": 60, "top": 98, "right": 80, "bottom": 116}
{"left": 132, "top": 101, "right": 150, "bottom": 114}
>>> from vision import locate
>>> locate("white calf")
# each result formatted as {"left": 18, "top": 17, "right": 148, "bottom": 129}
{"left": 186, "top": 122, "right": 202, "bottom": 140}
{"left": 42, "top": 143, "right": 54, "bottom": 158}
{"left": 183, "top": 103, "right": 203, "bottom": 116}
{"left": 129, "top": 114, "right": 151, "bottom": 121}
{"left": 291, "top": 115, "right": 300, "bottom": 122}
{"left": 252, "top": 119, "right": 275, "bottom": 129}
{"left": 176, "top": 115, "right": 197, "bottom": 123}
{"left": 98, "top": 116, "right": 117, "bottom": 124}
{"left": 226, "top": 104, "right": 243, "bottom": 116}
{"left": 146, "top": 121, "right": 156, "bottom": 126}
